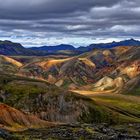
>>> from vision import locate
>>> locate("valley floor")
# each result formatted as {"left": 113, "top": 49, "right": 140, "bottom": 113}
{"left": 72, "top": 90, "right": 140, "bottom": 123}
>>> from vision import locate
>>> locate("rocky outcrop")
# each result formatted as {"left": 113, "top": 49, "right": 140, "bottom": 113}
{"left": 14, "top": 123, "right": 140, "bottom": 140}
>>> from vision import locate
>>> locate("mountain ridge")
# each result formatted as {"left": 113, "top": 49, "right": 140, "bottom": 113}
{"left": 30, "top": 44, "right": 76, "bottom": 52}
{"left": 0, "top": 39, "right": 140, "bottom": 56}
{"left": 30, "top": 38, "right": 140, "bottom": 53}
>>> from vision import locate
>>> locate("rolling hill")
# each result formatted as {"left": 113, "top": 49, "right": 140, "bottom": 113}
{"left": 19, "top": 45, "right": 140, "bottom": 92}
{"left": 0, "top": 103, "right": 51, "bottom": 131}
{"left": 0, "top": 55, "right": 23, "bottom": 73}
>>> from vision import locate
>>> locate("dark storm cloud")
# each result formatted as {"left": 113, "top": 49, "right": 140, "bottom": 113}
{"left": 0, "top": 0, "right": 122, "bottom": 19}
{"left": 0, "top": 0, "right": 140, "bottom": 46}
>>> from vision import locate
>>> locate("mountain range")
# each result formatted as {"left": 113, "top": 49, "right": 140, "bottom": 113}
{"left": 0, "top": 39, "right": 140, "bottom": 56}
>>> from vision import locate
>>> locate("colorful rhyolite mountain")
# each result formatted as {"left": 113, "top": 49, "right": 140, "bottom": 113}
{"left": 0, "top": 41, "right": 140, "bottom": 139}
{"left": 17, "top": 46, "right": 140, "bottom": 94}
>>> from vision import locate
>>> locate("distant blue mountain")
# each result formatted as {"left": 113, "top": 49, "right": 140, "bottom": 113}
{"left": 85, "top": 38, "right": 140, "bottom": 51}
{"left": 0, "top": 39, "right": 140, "bottom": 56}
{"left": 30, "top": 39, "right": 140, "bottom": 53}
{"left": 30, "top": 44, "right": 76, "bottom": 52}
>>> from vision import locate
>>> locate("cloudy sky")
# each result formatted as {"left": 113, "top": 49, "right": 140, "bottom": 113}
{"left": 0, "top": 0, "right": 140, "bottom": 47}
